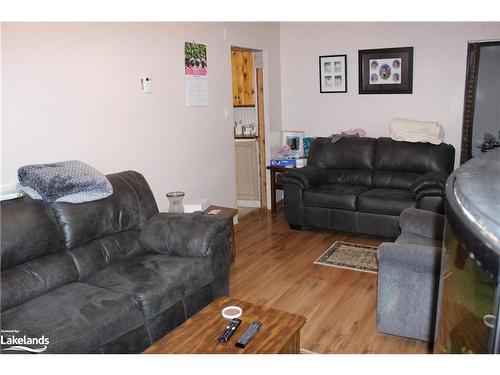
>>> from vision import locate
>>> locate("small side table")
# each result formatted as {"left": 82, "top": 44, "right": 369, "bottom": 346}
{"left": 203, "top": 205, "right": 238, "bottom": 263}
{"left": 266, "top": 166, "right": 293, "bottom": 214}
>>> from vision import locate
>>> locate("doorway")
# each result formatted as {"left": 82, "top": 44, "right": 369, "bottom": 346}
{"left": 231, "top": 47, "right": 267, "bottom": 218}
{"left": 460, "top": 40, "right": 500, "bottom": 164}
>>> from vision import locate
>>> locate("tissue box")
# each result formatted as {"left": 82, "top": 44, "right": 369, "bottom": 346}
{"left": 270, "top": 158, "right": 307, "bottom": 168}
{"left": 183, "top": 199, "right": 210, "bottom": 213}
{"left": 295, "top": 158, "right": 307, "bottom": 168}
{"left": 270, "top": 159, "right": 296, "bottom": 168}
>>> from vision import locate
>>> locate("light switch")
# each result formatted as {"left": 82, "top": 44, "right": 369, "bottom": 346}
{"left": 141, "top": 77, "right": 152, "bottom": 94}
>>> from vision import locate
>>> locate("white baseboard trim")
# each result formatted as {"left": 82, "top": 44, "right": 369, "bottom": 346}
{"left": 237, "top": 200, "right": 261, "bottom": 208}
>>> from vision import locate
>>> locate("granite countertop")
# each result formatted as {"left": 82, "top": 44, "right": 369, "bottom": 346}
{"left": 452, "top": 148, "right": 500, "bottom": 249}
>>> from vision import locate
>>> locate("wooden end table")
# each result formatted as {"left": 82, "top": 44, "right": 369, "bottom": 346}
{"left": 266, "top": 165, "right": 293, "bottom": 214}
{"left": 203, "top": 205, "right": 238, "bottom": 263}
{"left": 144, "top": 296, "right": 306, "bottom": 354}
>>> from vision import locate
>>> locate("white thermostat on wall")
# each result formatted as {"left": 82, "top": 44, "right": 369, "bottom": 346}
{"left": 141, "top": 77, "right": 152, "bottom": 94}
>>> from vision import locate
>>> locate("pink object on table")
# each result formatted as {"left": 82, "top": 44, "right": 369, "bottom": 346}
{"left": 278, "top": 144, "right": 292, "bottom": 156}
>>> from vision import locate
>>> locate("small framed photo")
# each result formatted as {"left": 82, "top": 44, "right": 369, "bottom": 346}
{"left": 358, "top": 47, "right": 413, "bottom": 94}
{"left": 282, "top": 130, "right": 305, "bottom": 157}
{"left": 319, "top": 55, "right": 347, "bottom": 93}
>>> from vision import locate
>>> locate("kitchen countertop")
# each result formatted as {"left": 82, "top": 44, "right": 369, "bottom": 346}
{"left": 234, "top": 135, "right": 258, "bottom": 140}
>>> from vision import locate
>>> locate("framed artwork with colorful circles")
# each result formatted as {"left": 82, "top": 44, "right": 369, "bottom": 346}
{"left": 358, "top": 47, "right": 413, "bottom": 94}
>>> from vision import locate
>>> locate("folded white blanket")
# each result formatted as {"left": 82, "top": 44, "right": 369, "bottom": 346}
{"left": 389, "top": 117, "right": 444, "bottom": 145}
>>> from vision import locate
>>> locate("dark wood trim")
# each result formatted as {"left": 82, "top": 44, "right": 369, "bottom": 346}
{"left": 460, "top": 43, "right": 481, "bottom": 164}
{"left": 460, "top": 41, "right": 500, "bottom": 164}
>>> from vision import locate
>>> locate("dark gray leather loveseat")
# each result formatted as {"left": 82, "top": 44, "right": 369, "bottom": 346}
{"left": 0, "top": 171, "right": 230, "bottom": 353}
{"left": 281, "top": 137, "right": 455, "bottom": 238}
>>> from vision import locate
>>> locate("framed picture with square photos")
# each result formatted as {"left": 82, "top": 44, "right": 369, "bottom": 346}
{"left": 319, "top": 54, "right": 347, "bottom": 93}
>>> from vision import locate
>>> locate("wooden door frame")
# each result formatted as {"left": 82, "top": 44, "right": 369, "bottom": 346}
{"left": 256, "top": 67, "right": 267, "bottom": 209}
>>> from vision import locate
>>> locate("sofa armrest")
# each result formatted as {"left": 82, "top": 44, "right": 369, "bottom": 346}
{"left": 414, "top": 187, "right": 444, "bottom": 200}
{"left": 399, "top": 208, "right": 445, "bottom": 240}
{"left": 377, "top": 242, "right": 442, "bottom": 274}
{"left": 279, "top": 166, "right": 326, "bottom": 190}
{"left": 139, "top": 213, "right": 230, "bottom": 257}
{"left": 377, "top": 241, "right": 442, "bottom": 342}
{"left": 410, "top": 173, "right": 447, "bottom": 198}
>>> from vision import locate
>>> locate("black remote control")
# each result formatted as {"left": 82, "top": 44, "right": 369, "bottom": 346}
{"left": 218, "top": 318, "right": 242, "bottom": 343}
{"left": 235, "top": 321, "right": 261, "bottom": 348}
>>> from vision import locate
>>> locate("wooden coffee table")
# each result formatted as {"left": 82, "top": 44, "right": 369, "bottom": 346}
{"left": 144, "top": 297, "right": 306, "bottom": 354}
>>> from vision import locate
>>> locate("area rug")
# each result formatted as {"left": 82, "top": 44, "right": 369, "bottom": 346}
{"left": 313, "top": 241, "right": 378, "bottom": 273}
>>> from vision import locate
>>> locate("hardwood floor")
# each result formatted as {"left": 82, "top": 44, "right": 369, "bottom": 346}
{"left": 237, "top": 206, "right": 259, "bottom": 219}
{"left": 229, "top": 209, "right": 432, "bottom": 354}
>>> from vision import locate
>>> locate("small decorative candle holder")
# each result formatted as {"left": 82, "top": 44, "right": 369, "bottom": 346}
{"left": 166, "top": 191, "right": 185, "bottom": 213}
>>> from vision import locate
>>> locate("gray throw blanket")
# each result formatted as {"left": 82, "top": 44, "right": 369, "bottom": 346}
{"left": 329, "top": 133, "right": 361, "bottom": 143}
{"left": 18, "top": 160, "right": 113, "bottom": 203}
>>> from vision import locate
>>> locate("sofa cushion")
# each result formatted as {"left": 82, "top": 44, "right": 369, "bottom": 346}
{"left": 51, "top": 171, "right": 159, "bottom": 250}
{"left": 85, "top": 253, "right": 213, "bottom": 319}
{"left": 308, "top": 137, "right": 376, "bottom": 170}
{"left": 303, "top": 184, "right": 370, "bottom": 211}
{"left": 1, "top": 282, "right": 143, "bottom": 353}
{"left": 1, "top": 196, "right": 65, "bottom": 271}
{"left": 326, "top": 169, "right": 372, "bottom": 187}
{"left": 68, "top": 231, "right": 143, "bottom": 281}
{"left": 1, "top": 253, "right": 79, "bottom": 312}
{"left": 375, "top": 138, "right": 455, "bottom": 175}
{"left": 372, "top": 170, "right": 421, "bottom": 190}
{"left": 358, "top": 188, "right": 417, "bottom": 215}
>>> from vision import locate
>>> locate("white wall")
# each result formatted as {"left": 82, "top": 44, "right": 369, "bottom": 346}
{"left": 1, "top": 22, "right": 282, "bottom": 211}
{"left": 280, "top": 22, "right": 500, "bottom": 167}
{"left": 4, "top": 22, "right": 500, "bottom": 211}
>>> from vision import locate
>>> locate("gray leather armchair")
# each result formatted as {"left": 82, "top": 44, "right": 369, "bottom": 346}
{"left": 376, "top": 208, "right": 444, "bottom": 342}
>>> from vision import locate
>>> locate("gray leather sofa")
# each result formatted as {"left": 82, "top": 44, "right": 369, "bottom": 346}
{"left": 0, "top": 171, "right": 230, "bottom": 353}
{"left": 377, "top": 208, "right": 444, "bottom": 342}
{"left": 280, "top": 137, "right": 454, "bottom": 238}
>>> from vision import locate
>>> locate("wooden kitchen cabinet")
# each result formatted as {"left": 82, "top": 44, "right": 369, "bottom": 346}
{"left": 235, "top": 140, "right": 259, "bottom": 201}
{"left": 231, "top": 50, "right": 255, "bottom": 107}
